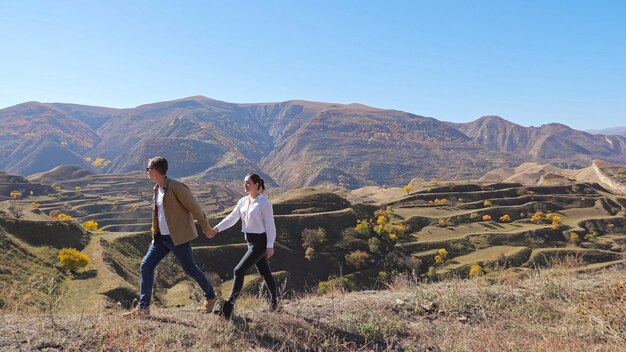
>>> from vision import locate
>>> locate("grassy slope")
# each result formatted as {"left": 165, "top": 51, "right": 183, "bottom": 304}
{"left": 1, "top": 264, "right": 624, "bottom": 351}
{"left": 2, "top": 180, "right": 625, "bottom": 315}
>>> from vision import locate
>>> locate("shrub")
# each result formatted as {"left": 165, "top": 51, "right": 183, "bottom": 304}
{"left": 58, "top": 248, "right": 89, "bottom": 272}
{"left": 438, "top": 218, "right": 447, "bottom": 227}
{"left": 483, "top": 200, "right": 492, "bottom": 207}
{"left": 426, "top": 266, "right": 437, "bottom": 280}
{"left": 402, "top": 185, "right": 412, "bottom": 194}
{"left": 469, "top": 213, "right": 479, "bottom": 221}
{"left": 82, "top": 220, "right": 100, "bottom": 232}
{"left": 584, "top": 231, "right": 598, "bottom": 242}
{"left": 91, "top": 157, "right": 111, "bottom": 168}
{"left": 353, "top": 206, "right": 406, "bottom": 256}
{"left": 434, "top": 248, "right": 448, "bottom": 265}
{"left": 499, "top": 214, "right": 511, "bottom": 222}
{"left": 482, "top": 214, "right": 492, "bottom": 221}
{"left": 305, "top": 247, "right": 315, "bottom": 260}
{"left": 551, "top": 215, "right": 562, "bottom": 230}
{"left": 346, "top": 250, "right": 369, "bottom": 269}
{"left": 368, "top": 237, "right": 381, "bottom": 253}
{"left": 56, "top": 213, "right": 73, "bottom": 221}
{"left": 318, "top": 276, "right": 351, "bottom": 294}
{"left": 301, "top": 227, "right": 326, "bottom": 249}
{"left": 354, "top": 220, "right": 370, "bottom": 236}
{"left": 469, "top": 264, "right": 483, "bottom": 278}
{"left": 530, "top": 211, "right": 544, "bottom": 224}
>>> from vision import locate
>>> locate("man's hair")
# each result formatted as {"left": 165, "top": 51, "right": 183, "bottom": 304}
{"left": 149, "top": 157, "right": 168, "bottom": 175}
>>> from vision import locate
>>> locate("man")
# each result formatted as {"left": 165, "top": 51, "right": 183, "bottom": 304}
{"left": 124, "top": 156, "right": 217, "bottom": 317}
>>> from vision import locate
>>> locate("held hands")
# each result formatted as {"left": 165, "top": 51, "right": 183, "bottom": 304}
{"left": 204, "top": 227, "right": 218, "bottom": 238}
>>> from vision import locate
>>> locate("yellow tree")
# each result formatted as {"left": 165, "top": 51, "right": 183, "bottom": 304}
{"left": 434, "top": 248, "right": 448, "bottom": 265}
{"left": 58, "top": 248, "right": 89, "bottom": 273}
{"left": 82, "top": 220, "right": 100, "bottom": 231}
{"left": 353, "top": 206, "right": 409, "bottom": 272}
{"left": 469, "top": 264, "right": 483, "bottom": 278}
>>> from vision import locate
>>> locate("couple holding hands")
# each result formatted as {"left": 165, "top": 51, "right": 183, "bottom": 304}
{"left": 124, "top": 157, "right": 277, "bottom": 319}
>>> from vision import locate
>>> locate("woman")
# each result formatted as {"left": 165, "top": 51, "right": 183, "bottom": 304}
{"left": 210, "top": 173, "right": 278, "bottom": 318}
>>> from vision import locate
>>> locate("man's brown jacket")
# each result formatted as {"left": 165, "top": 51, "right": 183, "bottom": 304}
{"left": 151, "top": 177, "right": 211, "bottom": 245}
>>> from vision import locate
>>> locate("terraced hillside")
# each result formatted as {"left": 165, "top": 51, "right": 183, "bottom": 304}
{"left": 1, "top": 164, "right": 625, "bottom": 312}
{"left": 25, "top": 165, "right": 241, "bottom": 232}
{"left": 0, "top": 171, "right": 55, "bottom": 200}
{"left": 389, "top": 181, "right": 626, "bottom": 277}
{"left": 97, "top": 189, "right": 372, "bottom": 307}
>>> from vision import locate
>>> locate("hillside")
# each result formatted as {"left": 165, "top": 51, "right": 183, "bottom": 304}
{"left": 3, "top": 97, "right": 626, "bottom": 189}
{"left": 1, "top": 161, "right": 626, "bottom": 350}
{"left": 2, "top": 161, "right": 626, "bottom": 309}
{"left": 1, "top": 266, "right": 624, "bottom": 351}
{"left": 480, "top": 159, "right": 626, "bottom": 195}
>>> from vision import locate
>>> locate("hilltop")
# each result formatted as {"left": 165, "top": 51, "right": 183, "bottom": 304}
{"left": 3, "top": 97, "right": 626, "bottom": 189}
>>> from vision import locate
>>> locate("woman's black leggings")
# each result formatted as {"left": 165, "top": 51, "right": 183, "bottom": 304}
{"left": 227, "top": 232, "right": 277, "bottom": 304}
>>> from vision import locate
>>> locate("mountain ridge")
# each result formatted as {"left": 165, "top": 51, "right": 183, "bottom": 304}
{"left": 2, "top": 96, "right": 626, "bottom": 189}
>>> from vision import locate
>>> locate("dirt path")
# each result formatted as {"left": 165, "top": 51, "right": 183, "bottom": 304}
{"left": 57, "top": 232, "right": 130, "bottom": 312}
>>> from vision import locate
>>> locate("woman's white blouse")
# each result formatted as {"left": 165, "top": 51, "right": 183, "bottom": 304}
{"left": 215, "top": 194, "right": 277, "bottom": 248}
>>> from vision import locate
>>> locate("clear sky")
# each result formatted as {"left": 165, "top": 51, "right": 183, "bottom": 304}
{"left": 1, "top": 1, "right": 625, "bottom": 130}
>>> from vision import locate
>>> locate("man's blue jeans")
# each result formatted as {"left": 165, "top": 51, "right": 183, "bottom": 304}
{"left": 139, "top": 234, "right": 215, "bottom": 307}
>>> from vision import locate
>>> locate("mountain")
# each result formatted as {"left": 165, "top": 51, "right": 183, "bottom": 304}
{"left": 2, "top": 97, "right": 626, "bottom": 189}
{"left": 587, "top": 126, "right": 626, "bottom": 136}
{"left": 453, "top": 116, "right": 626, "bottom": 166}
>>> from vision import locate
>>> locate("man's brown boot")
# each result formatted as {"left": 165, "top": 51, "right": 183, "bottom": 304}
{"left": 122, "top": 306, "right": 150, "bottom": 318}
{"left": 200, "top": 297, "right": 217, "bottom": 313}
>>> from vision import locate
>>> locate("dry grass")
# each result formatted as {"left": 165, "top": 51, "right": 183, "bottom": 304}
{"left": 1, "top": 264, "right": 624, "bottom": 351}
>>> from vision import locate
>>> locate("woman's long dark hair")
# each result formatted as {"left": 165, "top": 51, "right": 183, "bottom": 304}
{"left": 247, "top": 173, "right": 265, "bottom": 191}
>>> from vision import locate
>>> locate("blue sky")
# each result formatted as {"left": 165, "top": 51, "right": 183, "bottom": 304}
{"left": 1, "top": 1, "right": 625, "bottom": 130}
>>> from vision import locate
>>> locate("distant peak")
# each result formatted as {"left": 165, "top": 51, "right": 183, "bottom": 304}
{"left": 473, "top": 115, "right": 521, "bottom": 127}
{"left": 477, "top": 115, "right": 507, "bottom": 122}
{"left": 538, "top": 122, "right": 573, "bottom": 132}
{"left": 541, "top": 122, "right": 570, "bottom": 128}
